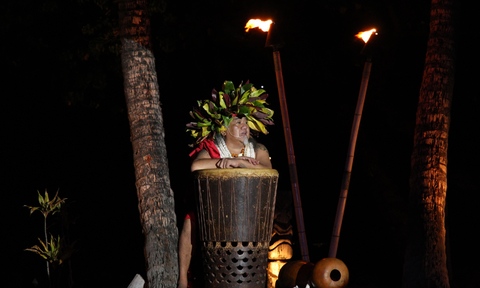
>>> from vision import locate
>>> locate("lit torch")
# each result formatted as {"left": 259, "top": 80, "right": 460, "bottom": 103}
{"left": 355, "top": 28, "right": 377, "bottom": 43}
{"left": 245, "top": 19, "right": 310, "bottom": 263}
{"left": 356, "top": 28, "right": 378, "bottom": 55}
{"left": 245, "top": 19, "right": 272, "bottom": 32}
{"left": 329, "top": 28, "right": 378, "bottom": 258}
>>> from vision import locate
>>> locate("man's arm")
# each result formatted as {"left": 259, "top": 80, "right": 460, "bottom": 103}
{"left": 191, "top": 144, "right": 273, "bottom": 171}
{"left": 177, "top": 217, "right": 192, "bottom": 288}
{"left": 190, "top": 149, "right": 219, "bottom": 171}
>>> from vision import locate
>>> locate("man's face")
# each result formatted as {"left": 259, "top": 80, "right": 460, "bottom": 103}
{"left": 227, "top": 117, "right": 249, "bottom": 141}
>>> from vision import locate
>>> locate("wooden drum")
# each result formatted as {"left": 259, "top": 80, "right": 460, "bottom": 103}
{"left": 193, "top": 168, "right": 279, "bottom": 288}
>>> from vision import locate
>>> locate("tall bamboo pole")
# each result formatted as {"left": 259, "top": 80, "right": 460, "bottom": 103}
{"left": 329, "top": 57, "right": 372, "bottom": 258}
{"left": 266, "top": 25, "right": 310, "bottom": 262}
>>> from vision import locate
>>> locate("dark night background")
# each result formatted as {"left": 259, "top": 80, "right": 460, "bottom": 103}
{"left": 3, "top": 0, "right": 479, "bottom": 287}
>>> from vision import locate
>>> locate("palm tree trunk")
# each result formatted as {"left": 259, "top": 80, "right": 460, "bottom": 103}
{"left": 118, "top": 0, "right": 179, "bottom": 287}
{"left": 403, "top": 0, "right": 455, "bottom": 287}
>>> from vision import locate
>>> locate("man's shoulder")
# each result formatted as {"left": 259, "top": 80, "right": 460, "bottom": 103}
{"left": 254, "top": 142, "right": 268, "bottom": 151}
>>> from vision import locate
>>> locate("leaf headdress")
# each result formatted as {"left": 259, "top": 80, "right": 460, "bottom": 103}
{"left": 186, "top": 80, "right": 274, "bottom": 147}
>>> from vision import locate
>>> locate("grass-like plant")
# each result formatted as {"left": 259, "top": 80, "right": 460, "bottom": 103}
{"left": 25, "top": 189, "right": 67, "bottom": 287}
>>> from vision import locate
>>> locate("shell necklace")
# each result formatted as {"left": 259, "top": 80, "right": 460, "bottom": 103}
{"left": 217, "top": 136, "right": 255, "bottom": 158}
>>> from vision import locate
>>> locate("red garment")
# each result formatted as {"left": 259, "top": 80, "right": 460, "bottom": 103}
{"left": 188, "top": 139, "right": 220, "bottom": 159}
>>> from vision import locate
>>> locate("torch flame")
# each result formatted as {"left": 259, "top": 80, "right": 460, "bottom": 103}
{"left": 355, "top": 29, "right": 377, "bottom": 43}
{"left": 245, "top": 19, "right": 273, "bottom": 32}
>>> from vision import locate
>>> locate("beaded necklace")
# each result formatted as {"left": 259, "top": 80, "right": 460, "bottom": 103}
{"left": 231, "top": 147, "right": 245, "bottom": 158}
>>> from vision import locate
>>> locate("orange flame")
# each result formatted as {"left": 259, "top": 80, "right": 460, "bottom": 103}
{"left": 245, "top": 19, "right": 273, "bottom": 32}
{"left": 355, "top": 29, "right": 377, "bottom": 43}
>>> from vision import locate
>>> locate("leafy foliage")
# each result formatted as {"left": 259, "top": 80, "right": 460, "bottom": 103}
{"left": 25, "top": 235, "right": 63, "bottom": 264}
{"left": 25, "top": 189, "right": 67, "bottom": 219}
{"left": 186, "top": 80, "right": 274, "bottom": 146}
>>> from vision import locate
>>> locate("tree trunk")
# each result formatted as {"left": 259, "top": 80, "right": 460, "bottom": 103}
{"left": 118, "top": 0, "right": 179, "bottom": 287}
{"left": 402, "top": 0, "right": 455, "bottom": 287}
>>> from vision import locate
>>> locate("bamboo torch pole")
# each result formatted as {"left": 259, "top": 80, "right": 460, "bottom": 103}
{"left": 267, "top": 24, "right": 310, "bottom": 263}
{"left": 271, "top": 48, "right": 311, "bottom": 263}
{"left": 245, "top": 19, "right": 310, "bottom": 262}
{"left": 328, "top": 29, "right": 377, "bottom": 258}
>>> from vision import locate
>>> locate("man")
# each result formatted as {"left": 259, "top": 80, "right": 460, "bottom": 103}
{"left": 178, "top": 80, "right": 275, "bottom": 288}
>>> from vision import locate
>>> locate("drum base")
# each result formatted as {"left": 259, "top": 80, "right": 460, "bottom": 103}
{"left": 202, "top": 241, "right": 269, "bottom": 288}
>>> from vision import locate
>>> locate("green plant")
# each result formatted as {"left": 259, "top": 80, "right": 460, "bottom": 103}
{"left": 25, "top": 189, "right": 67, "bottom": 286}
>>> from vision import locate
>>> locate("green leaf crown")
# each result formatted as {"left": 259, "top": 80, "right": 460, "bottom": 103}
{"left": 186, "top": 80, "right": 274, "bottom": 146}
